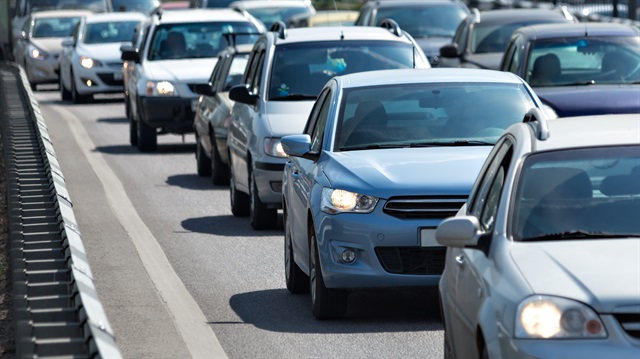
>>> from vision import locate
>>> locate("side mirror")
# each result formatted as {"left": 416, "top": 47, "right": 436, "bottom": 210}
{"left": 281, "top": 134, "right": 317, "bottom": 161}
{"left": 121, "top": 48, "right": 140, "bottom": 63}
{"left": 435, "top": 216, "right": 480, "bottom": 248}
{"left": 61, "top": 38, "right": 74, "bottom": 47}
{"left": 193, "top": 83, "right": 215, "bottom": 96}
{"left": 439, "top": 44, "right": 460, "bottom": 58}
{"left": 229, "top": 84, "right": 257, "bottom": 106}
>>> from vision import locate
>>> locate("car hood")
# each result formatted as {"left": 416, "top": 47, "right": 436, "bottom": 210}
{"left": 265, "top": 101, "right": 315, "bottom": 136}
{"left": 144, "top": 58, "right": 218, "bottom": 83}
{"left": 511, "top": 240, "right": 640, "bottom": 312}
{"left": 463, "top": 52, "right": 504, "bottom": 70}
{"left": 77, "top": 42, "right": 130, "bottom": 62}
{"left": 323, "top": 147, "right": 491, "bottom": 198}
{"left": 415, "top": 37, "right": 453, "bottom": 57}
{"left": 30, "top": 38, "right": 65, "bottom": 55}
{"left": 535, "top": 85, "right": 640, "bottom": 118}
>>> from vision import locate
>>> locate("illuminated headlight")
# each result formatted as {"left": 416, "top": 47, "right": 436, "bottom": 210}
{"left": 516, "top": 295, "right": 607, "bottom": 339}
{"left": 321, "top": 187, "right": 378, "bottom": 214}
{"left": 28, "top": 45, "right": 47, "bottom": 60}
{"left": 146, "top": 80, "right": 176, "bottom": 96}
{"left": 264, "top": 138, "right": 288, "bottom": 158}
{"left": 542, "top": 104, "right": 558, "bottom": 120}
{"left": 80, "top": 56, "right": 101, "bottom": 69}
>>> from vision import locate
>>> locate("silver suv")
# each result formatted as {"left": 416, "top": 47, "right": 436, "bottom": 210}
{"left": 227, "top": 20, "right": 430, "bottom": 229}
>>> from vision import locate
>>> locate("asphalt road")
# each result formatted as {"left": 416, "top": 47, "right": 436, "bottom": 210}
{"left": 33, "top": 87, "right": 444, "bottom": 359}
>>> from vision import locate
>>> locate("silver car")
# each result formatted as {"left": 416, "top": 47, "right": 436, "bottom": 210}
{"left": 437, "top": 111, "right": 640, "bottom": 359}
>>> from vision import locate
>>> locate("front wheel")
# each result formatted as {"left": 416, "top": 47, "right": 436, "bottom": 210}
{"left": 250, "top": 172, "right": 277, "bottom": 230}
{"left": 309, "top": 226, "right": 348, "bottom": 319}
{"left": 137, "top": 112, "right": 157, "bottom": 152}
{"left": 196, "top": 135, "right": 212, "bottom": 176}
{"left": 229, "top": 156, "right": 250, "bottom": 217}
{"left": 70, "top": 70, "right": 91, "bottom": 104}
{"left": 210, "top": 132, "right": 229, "bottom": 186}
{"left": 60, "top": 74, "right": 71, "bottom": 101}
{"left": 284, "top": 204, "right": 309, "bottom": 294}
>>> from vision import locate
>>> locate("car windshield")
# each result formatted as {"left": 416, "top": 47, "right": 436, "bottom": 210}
{"left": 30, "top": 0, "right": 108, "bottom": 12}
{"left": 513, "top": 145, "right": 640, "bottom": 241}
{"left": 223, "top": 54, "right": 249, "bottom": 91}
{"left": 32, "top": 16, "right": 81, "bottom": 38}
{"left": 148, "top": 22, "right": 260, "bottom": 60}
{"left": 269, "top": 41, "right": 424, "bottom": 100}
{"left": 374, "top": 5, "right": 467, "bottom": 38}
{"left": 111, "top": 0, "right": 160, "bottom": 12}
{"left": 336, "top": 82, "right": 534, "bottom": 150}
{"left": 243, "top": 6, "right": 313, "bottom": 29}
{"left": 83, "top": 21, "right": 141, "bottom": 44}
{"left": 471, "top": 19, "right": 564, "bottom": 54}
{"left": 526, "top": 36, "right": 640, "bottom": 86}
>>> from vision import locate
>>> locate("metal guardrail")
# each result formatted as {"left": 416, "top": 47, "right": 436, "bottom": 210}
{"left": 0, "top": 62, "right": 121, "bottom": 358}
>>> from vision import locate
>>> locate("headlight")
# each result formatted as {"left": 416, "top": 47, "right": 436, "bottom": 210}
{"left": 264, "top": 138, "right": 288, "bottom": 158}
{"left": 80, "top": 56, "right": 102, "bottom": 69}
{"left": 516, "top": 295, "right": 607, "bottom": 339}
{"left": 542, "top": 104, "right": 558, "bottom": 120}
{"left": 28, "top": 45, "right": 47, "bottom": 60}
{"left": 146, "top": 80, "right": 176, "bottom": 96}
{"left": 321, "top": 187, "right": 378, "bottom": 214}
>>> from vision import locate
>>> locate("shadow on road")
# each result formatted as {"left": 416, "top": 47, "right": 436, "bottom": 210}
{"left": 96, "top": 117, "right": 127, "bottom": 124}
{"left": 165, "top": 173, "right": 225, "bottom": 191}
{"left": 216, "top": 288, "right": 442, "bottom": 334}
{"left": 181, "top": 214, "right": 284, "bottom": 237}
{"left": 94, "top": 143, "right": 195, "bottom": 155}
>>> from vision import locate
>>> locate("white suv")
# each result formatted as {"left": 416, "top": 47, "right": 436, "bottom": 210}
{"left": 120, "top": 8, "right": 264, "bottom": 151}
{"left": 227, "top": 20, "right": 430, "bottom": 229}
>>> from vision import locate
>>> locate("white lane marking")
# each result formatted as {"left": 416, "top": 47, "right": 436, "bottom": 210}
{"left": 50, "top": 105, "right": 227, "bottom": 359}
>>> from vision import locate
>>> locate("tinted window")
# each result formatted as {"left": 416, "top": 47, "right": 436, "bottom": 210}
{"left": 374, "top": 5, "right": 468, "bottom": 38}
{"left": 83, "top": 21, "right": 141, "bottom": 44}
{"left": 32, "top": 16, "right": 81, "bottom": 38}
{"left": 243, "top": 6, "right": 313, "bottom": 29}
{"left": 111, "top": 0, "right": 160, "bottom": 12}
{"left": 28, "top": 0, "right": 109, "bottom": 12}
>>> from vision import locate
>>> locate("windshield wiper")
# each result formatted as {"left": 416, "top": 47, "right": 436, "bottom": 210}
{"left": 408, "top": 140, "right": 494, "bottom": 147}
{"left": 270, "top": 93, "right": 317, "bottom": 101}
{"left": 555, "top": 80, "right": 598, "bottom": 86}
{"left": 341, "top": 143, "right": 406, "bottom": 151}
{"left": 525, "top": 230, "right": 640, "bottom": 241}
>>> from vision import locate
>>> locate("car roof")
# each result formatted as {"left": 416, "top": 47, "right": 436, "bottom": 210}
{"left": 533, "top": 114, "right": 640, "bottom": 151}
{"left": 30, "top": 10, "right": 94, "bottom": 19}
{"left": 514, "top": 22, "right": 640, "bottom": 40}
{"left": 85, "top": 12, "right": 148, "bottom": 23}
{"left": 475, "top": 8, "right": 575, "bottom": 24}
{"left": 272, "top": 25, "right": 413, "bottom": 44}
{"left": 336, "top": 68, "right": 525, "bottom": 89}
{"left": 155, "top": 8, "right": 253, "bottom": 24}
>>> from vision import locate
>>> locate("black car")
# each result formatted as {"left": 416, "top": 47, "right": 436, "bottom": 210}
{"left": 500, "top": 22, "right": 640, "bottom": 118}
{"left": 439, "top": 7, "right": 576, "bottom": 70}
{"left": 355, "top": 0, "right": 470, "bottom": 66}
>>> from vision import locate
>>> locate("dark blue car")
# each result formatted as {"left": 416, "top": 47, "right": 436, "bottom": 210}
{"left": 500, "top": 22, "right": 640, "bottom": 118}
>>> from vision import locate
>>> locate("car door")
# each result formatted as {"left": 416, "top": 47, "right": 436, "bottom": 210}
{"left": 288, "top": 87, "right": 332, "bottom": 272}
{"left": 447, "top": 139, "right": 513, "bottom": 358}
{"left": 59, "top": 20, "right": 81, "bottom": 90}
{"left": 195, "top": 52, "right": 224, "bottom": 146}
{"left": 129, "top": 23, "right": 152, "bottom": 121}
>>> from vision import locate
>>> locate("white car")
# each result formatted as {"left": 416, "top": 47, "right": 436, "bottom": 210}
{"left": 120, "top": 8, "right": 265, "bottom": 152}
{"left": 58, "top": 11, "right": 147, "bottom": 103}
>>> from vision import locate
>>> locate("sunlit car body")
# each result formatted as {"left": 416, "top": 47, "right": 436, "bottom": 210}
{"left": 281, "top": 68, "right": 545, "bottom": 319}
{"left": 437, "top": 112, "right": 640, "bottom": 359}
{"left": 439, "top": 7, "right": 576, "bottom": 70}
{"left": 229, "top": 0, "right": 316, "bottom": 29}
{"left": 193, "top": 43, "right": 252, "bottom": 185}
{"left": 355, "top": 0, "right": 470, "bottom": 66}
{"left": 500, "top": 22, "right": 640, "bottom": 118}
{"left": 58, "top": 11, "right": 147, "bottom": 103}
{"left": 12, "top": 10, "right": 91, "bottom": 90}
{"left": 119, "top": 9, "right": 264, "bottom": 151}
{"left": 227, "top": 21, "right": 430, "bottom": 230}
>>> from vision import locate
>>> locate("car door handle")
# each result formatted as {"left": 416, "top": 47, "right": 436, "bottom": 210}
{"left": 455, "top": 254, "right": 465, "bottom": 266}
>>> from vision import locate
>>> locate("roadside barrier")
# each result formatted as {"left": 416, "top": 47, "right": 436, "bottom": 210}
{"left": 0, "top": 62, "right": 121, "bottom": 358}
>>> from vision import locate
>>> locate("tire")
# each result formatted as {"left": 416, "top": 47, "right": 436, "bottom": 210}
{"left": 309, "top": 226, "right": 348, "bottom": 319}
{"left": 70, "top": 70, "right": 91, "bottom": 104}
{"left": 60, "top": 74, "right": 71, "bottom": 101}
{"left": 210, "top": 132, "right": 230, "bottom": 186}
{"left": 137, "top": 108, "right": 157, "bottom": 152}
{"left": 129, "top": 116, "right": 138, "bottom": 146}
{"left": 196, "top": 135, "right": 212, "bottom": 177}
{"left": 284, "top": 204, "right": 309, "bottom": 294}
{"left": 250, "top": 172, "right": 277, "bottom": 230}
{"left": 229, "top": 156, "right": 250, "bottom": 217}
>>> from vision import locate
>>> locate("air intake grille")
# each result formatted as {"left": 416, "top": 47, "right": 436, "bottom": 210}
{"left": 383, "top": 195, "right": 467, "bottom": 219}
{"left": 614, "top": 313, "right": 640, "bottom": 339}
{"left": 375, "top": 247, "right": 446, "bottom": 275}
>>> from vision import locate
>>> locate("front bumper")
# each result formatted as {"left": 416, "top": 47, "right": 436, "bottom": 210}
{"left": 315, "top": 207, "right": 445, "bottom": 289}
{"left": 253, "top": 161, "right": 286, "bottom": 208}
{"left": 25, "top": 56, "right": 58, "bottom": 84}
{"left": 74, "top": 65, "right": 124, "bottom": 95}
{"left": 139, "top": 96, "right": 196, "bottom": 133}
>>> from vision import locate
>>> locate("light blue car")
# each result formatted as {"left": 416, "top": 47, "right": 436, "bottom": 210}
{"left": 281, "top": 68, "right": 544, "bottom": 319}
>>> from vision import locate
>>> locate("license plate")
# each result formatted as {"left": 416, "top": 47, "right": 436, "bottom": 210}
{"left": 113, "top": 72, "right": 123, "bottom": 80}
{"left": 420, "top": 228, "right": 438, "bottom": 247}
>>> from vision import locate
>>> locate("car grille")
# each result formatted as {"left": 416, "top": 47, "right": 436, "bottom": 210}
{"left": 97, "top": 73, "right": 123, "bottom": 86}
{"left": 614, "top": 313, "right": 640, "bottom": 339}
{"left": 383, "top": 195, "right": 467, "bottom": 219}
{"left": 375, "top": 247, "right": 446, "bottom": 275}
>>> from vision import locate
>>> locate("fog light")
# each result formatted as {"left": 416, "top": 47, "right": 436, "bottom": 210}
{"left": 341, "top": 249, "right": 356, "bottom": 264}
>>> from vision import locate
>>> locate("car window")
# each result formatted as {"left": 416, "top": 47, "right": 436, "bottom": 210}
{"left": 250, "top": 50, "right": 265, "bottom": 95}
{"left": 242, "top": 6, "right": 313, "bottom": 30}
{"left": 527, "top": 36, "right": 640, "bottom": 86}
{"left": 111, "top": 0, "right": 160, "bottom": 13}
{"left": 512, "top": 145, "right": 640, "bottom": 241}
{"left": 222, "top": 54, "right": 249, "bottom": 91}
{"left": 335, "top": 83, "right": 533, "bottom": 151}
{"left": 269, "top": 41, "right": 420, "bottom": 100}
{"left": 83, "top": 21, "right": 141, "bottom": 44}
{"left": 472, "top": 20, "right": 566, "bottom": 54}
{"left": 208, "top": 55, "right": 224, "bottom": 86}
{"left": 33, "top": 16, "right": 82, "bottom": 38}
{"left": 373, "top": 5, "right": 468, "bottom": 38}
{"left": 308, "top": 89, "right": 332, "bottom": 153}
{"left": 452, "top": 19, "right": 469, "bottom": 52}
{"left": 469, "top": 140, "right": 512, "bottom": 223}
